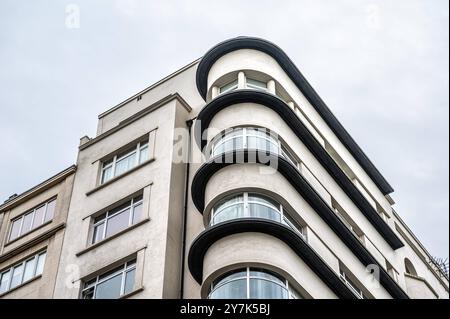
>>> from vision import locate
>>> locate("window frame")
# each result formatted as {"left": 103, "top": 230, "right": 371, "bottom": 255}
{"left": 219, "top": 79, "right": 239, "bottom": 94}
{"left": 91, "top": 195, "right": 144, "bottom": 244}
{"left": 217, "top": 74, "right": 268, "bottom": 97}
{"left": 245, "top": 77, "right": 268, "bottom": 91}
{"left": 208, "top": 267, "right": 301, "bottom": 299}
{"left": 81, "top": 260, "right": 136, "bottom": 299}
{"left": 0, "top": 251, "right": 47, "bottom": 295}
{"left": 210, "top": 127, "right": 298, "bottom": 167}
{"left": 210, "top": 192, "right": 305, "bottom": 239}
{"left": 339, "top": 270, "right": 365, "bottom": 299}
{"left": 100, "top": 140, "right": 149, "bottom": 185}
{"left": 8, "top": 198, "right": 57, "bottom": 242}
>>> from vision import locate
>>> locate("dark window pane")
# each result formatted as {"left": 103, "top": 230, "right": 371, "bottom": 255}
{"left": 99, "top": 265, "right": 123, "bottom": 281}
{"left": 95, "top": 273, "right": 122, "bottom": 299}
{"left": 126, "top": 259, "right": 137, "bottom": 267}
{"left": 33, "top": 205, "right": 45, "bottom": 228}
{"left": 109, "top": 201, "right": 131, "bottom": 215}
{"left": 82, "top": 287, "right": 95, "bottom": 299}
{"left": 94, "top": 212, "right": 107, "bottom": 224}
{"left": 44, "top": 199, "right": 56, "bottom": 222}
{"left": 105, "top": 209, "right": 130, "bottom": 237}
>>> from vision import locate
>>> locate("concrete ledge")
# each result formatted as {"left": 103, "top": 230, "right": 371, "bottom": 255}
{"left": 85, "top": 159, "right": 155, "bottom": 196}
{"left": 0, "top": 223, "right": 65, "bottom": 263}
{"left": 76, "top": 218, "right": 150, "bottom": 257}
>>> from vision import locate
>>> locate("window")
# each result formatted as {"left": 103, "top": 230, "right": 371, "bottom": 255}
{"left": 339, "top": 270, "right": 365, "bottom": 299}
{"left": 246, "top": 77, "right": 267, "bottom": 91}
{"left": 9, "top": 198, "right": 56, "bottom": 241}
{"left": 208, "top": 267, "right": 301, "bottom": 299}
{"left": 91, "top": 194, "right": 143, "bottom": 244}
{"left": 404, "top": 258, "right": 417, "bottom": 276}
{"left": 387, "top": 262, "right": 399, "bottom": 282}
{"left": 217, "top": 75, "right": 267, "bottom": 96}
{"left": 210, "top": 192, "right": 305, "bottom": 238}
{"left": 332, "top": 200, "right": 364, "bottom": 242}
{"left": 81, "top": 260, "right": 136, "bottom": 299}
{"left": 219, "top": 79, "right": 238, "bottom": 94}
{"left": 0, "top": 251, "right": 46, "bottom": 294}
{"left": 210, "top": 127, "right": 298, "bottom": 166}
{"left": 101, "top": 140, "right": 149, "bottom": 184}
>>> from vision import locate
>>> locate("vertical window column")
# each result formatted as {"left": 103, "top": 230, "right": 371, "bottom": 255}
{"left": 237, "top": 71, "right": 246, "bottom": 89}
{"left": 267, "top": 79, "right": 276, "bottom": 94}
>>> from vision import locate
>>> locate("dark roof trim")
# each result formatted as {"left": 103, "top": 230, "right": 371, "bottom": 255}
{"left": 188, "top": 218, "right": 358, "bottom": 299}
{"left": 193, "top": 90, "right": 403, "bottom": 250}
{"left": 190, "top": 150, "right": 408, "bottom": 299}
{"left": 195, "top": 36, "right": 394, "bottom": 195}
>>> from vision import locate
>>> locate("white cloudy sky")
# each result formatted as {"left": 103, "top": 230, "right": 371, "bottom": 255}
{"left": 0, "top": 1, "right": 448, "bottom": 258}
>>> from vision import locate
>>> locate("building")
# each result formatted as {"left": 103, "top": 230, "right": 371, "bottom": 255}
{"left": 0, "top": 37, "right": 448, "bottom": 299}
{"left": 0, "top": 166, "right": 75, "bottom": 298}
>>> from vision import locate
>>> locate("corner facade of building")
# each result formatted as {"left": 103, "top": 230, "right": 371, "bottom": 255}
{"left": 0, "top": 37, "right": 448, "bottom": 299}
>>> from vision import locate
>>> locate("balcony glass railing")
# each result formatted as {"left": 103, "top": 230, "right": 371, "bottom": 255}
{"left": 210, "top": 127, "right": 299, "bottom": 166}
{"left": 210, "top": 192, "right": 305, "bottom": 239}
{"left": 208, "top": 267, "right": 301, "bottom": 299}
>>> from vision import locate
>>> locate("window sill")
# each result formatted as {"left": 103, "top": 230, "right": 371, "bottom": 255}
{"left": 0, "top": 275, "right": 42, "bottom": 298}
{"left": 4, "top": 220, "right": 53, "bottom": 247}
{"left": 86, "top": 158, "right": 155, "bottom": 196}
{"left": 76, "top": 218, "right": 150, "bottom": 257}
{"left": 119, "top": 286, "right": 144, "bottom": 299}
{"left": 0, "top": 223, "right": 65, "bottom": 263}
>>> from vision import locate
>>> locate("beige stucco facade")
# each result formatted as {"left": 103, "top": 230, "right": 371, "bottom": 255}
{"left": 0, "top": 166, "right": 75, "bottom": 298}
{"left": 0, "top": 37, "right": 448, "bottom": 299}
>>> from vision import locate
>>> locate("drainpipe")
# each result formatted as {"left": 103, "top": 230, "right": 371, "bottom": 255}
{"left": 180, "top": 119, "right": 193, "bottom": 299}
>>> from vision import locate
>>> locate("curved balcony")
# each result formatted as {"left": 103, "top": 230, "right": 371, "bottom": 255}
{"left": 193, "top": 89, "right": 403, "bottom": 251}
{"left": 188, "top": 217, "right": 358, "bottom": 299}
{"left": 208, "top": 267, "right": 300, "bottom": 299}
{"left": 190, "top": 149, "right": 409, "bottom": 299}
{"left": 209, "top": 192, "right": 304, "bottom": 239}
{"left": 195, "top": 36, "right": 394, "bottom": 196}
{"left": 207, "top": 127, "right": 298, "bottom": 167}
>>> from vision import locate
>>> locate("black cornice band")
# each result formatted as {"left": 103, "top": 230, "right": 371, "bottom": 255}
{"left": 188, "top": 218, "right": 358, "bottom": 299}
{"left": 195, "top": 36, "right": 394, "bottom": 195}
{"left": 194, "top": 90, "right": 403, "bottom": 250}
{"left": 190, "top": 150, "right": 409, "bottom": 299}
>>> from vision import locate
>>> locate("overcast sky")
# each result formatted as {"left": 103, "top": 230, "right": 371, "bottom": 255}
{"left": 0, "top": 0, "right": 448, "bottom": 259}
